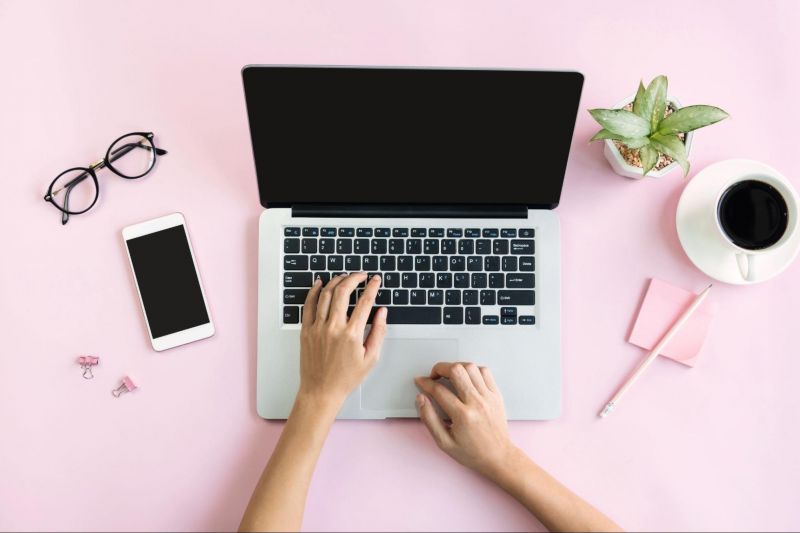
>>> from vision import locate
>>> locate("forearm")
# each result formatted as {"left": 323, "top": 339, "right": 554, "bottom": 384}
{"left": 489, "top": 447, "right": 622, "bottom": 533}
{"left": 239, "top": 395, "right": 340, "bottom": 532}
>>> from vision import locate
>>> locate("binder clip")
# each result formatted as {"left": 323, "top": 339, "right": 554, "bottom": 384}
{"left": 78, "top": 356, "right": 100, "bottom": 379}
{"left": 112, "top": 376, "right": 137, "bottom": 398}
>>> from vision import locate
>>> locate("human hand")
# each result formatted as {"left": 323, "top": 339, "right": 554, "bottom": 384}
{"left": 415, "top": 362, "right": 516, "bottom": 479}
{"left": 298, "top": 272, "right": 387, "bottom": 409}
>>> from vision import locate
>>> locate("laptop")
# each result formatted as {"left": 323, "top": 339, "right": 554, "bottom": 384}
{"left": 242, "top": 66, "right": 583, "bottom": 420}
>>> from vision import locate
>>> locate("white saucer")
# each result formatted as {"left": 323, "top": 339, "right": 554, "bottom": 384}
{"left": 676, "top": 159, "right": 800, "bottom": 285}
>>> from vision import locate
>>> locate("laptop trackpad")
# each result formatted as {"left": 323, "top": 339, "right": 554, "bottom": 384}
{"left": 362, "top": 338, "right": 459, "bottom": 411}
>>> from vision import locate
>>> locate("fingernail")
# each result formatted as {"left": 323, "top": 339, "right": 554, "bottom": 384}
{"left": 416, "top": 394, "right": 425, "bottom": 408}
{"left": 371, "top": 274, "right": 381, "bottom": 283}
{"left": 314, "top": 278, "right": 322, "bottom": 286}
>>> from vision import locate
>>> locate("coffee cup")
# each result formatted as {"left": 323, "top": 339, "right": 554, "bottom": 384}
{"left": 714, "top": 173, "right": 798, "bottom": 281}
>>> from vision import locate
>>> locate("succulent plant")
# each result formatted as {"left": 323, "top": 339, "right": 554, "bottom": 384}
{"left": 589, "top": 76, "right": 729, "bottom": 176}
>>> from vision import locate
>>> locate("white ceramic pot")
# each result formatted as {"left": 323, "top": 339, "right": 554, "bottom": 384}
{"left": 602, "top": 94, "right": 694, "bottom": 179}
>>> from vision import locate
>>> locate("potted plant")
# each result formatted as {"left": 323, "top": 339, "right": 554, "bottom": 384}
{"left": 589, "top": 76, "right": 729, "bottom": 178}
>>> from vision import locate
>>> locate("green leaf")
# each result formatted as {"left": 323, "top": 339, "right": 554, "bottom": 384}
{"left": 639, "top": 145, "right": 659, "bottom": 176}
{"left": 588, "top": 109, "right": 650, "bottom": 138}
{"left": 645, "top": 75, "right": 668, "bottom": 131}
{"left": 650, "top": 133, "right": 690, "bottom": 176}
{"left": 589, "top": 129, "right": 624, "bottom": 142}
{"left": 657, "top": 105, "right": 729, "bottom": 135}
{"left": 620, "top": 137, "right": 650, "bottom": 149}
{"left": 632, "top": 81, "right": 647, "bottom": 119}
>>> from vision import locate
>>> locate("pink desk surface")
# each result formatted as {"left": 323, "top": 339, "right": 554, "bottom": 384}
{"left": 2, "top": 1, "right": 799, "bottom": 531}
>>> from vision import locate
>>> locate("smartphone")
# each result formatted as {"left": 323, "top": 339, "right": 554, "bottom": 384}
{"left": 122, "top": 213, "right": 215, "bottom": 351}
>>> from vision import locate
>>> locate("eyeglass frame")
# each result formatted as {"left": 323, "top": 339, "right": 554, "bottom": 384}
{"left": 43, "top": 131, "right": 168, "bottom": 225}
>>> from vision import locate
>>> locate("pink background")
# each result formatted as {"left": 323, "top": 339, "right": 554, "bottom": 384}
{"left": 2, "top": 1, "right": 799, "bottom": 531}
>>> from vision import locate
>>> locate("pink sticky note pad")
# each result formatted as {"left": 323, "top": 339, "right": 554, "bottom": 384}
{"left": 628, "top": 279, "right": 717, "bottom": 367}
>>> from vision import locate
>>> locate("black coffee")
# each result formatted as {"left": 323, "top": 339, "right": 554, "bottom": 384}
{"left": 718, "top": 180, "right": 789, "bottom": 250}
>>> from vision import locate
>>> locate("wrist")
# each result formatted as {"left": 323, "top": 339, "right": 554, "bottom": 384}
{"left": 294, "top": 389, "right": 345, "bottom": 418}
{"left": 483, "top": 444, "right": 532, "bottom": 486}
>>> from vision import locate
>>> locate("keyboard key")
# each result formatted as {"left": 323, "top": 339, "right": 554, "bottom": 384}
{"left": 383, "top": 272, "right": 400, "bottom": 288}
{"left": 519, "top": 315, "right": 536, "bottom": 325}
{"left": 476, "top": 239, "right": 491, "bottom": 254}
{"left": 429, "top": 228, "right": 445, "bottom": 237}
{"left": 489, "top": 273, "right": 504, "bottom": 288}
{"left": 441, "top": 239, "right": 456, "bottom": 254}
{"left": 443, "top": 307, "right": 463, "bottom": 324}
{"left": 467, "top": 257, "right": 482, "bottom": 271}
{"left": 424, "top": 239, "right": 440, "bottom": 254}
{"left": 376, "top": 289, "right": 391, "bottom": 305}
{"left": 449, "top": 256, "right": 465, "bottom": 271}
{"left": 502, "top": 257, "right": 518, "bottom": 272}
{"left": 357, "top": 228, "right": 373, "bottom": 237}
{"left": 338, "top": 228, "right": 355, "bottom": 237}
{"left": 498, "top": 290, "right": 535, "bottom": 305}
{"left": 284, "top": 272, "right": 312, "bottom": 287}
{"left": 447, "top": 228, "right": 463, "bottom": 238}
{"left": 520, "top": 257, "right": 535, "bottom": 271}
{"left": 428, "top": 289, "right": 444, "bottom": 305}
{"left": 433, "top": 256, "right": 448, "bottom": 271}
{"left": 480, "top": 290, "right": 496, "bottom": 306}
{"left": 414, "top": 256, "right": 431, "bottom": 271}
{"left": 371, "top": 239, "right": 388, "bottom": 254}
{"left": 337, "top": 239, "right": 352, "bottom": 254}
{"left": 465, "top": 228, "right": 481, "bottom": 238}
{"left": 465, "top": 306, "right": 481, "bottom": 324}
{"left": 303, "top": 227, "right": 319, "bottom": 237}
{"left": 345, "top": 256, "right": 361, "bottom": 271}
{"left": 375, "top": 228, "right": 391, "bottom": 237}
{"left": 398, "top": 256, "right": 413, "bottom": 271}
{"left": 309, "top": 255, "right": 325, "bottom": 270}
{"left": 520, "top": 228, "right": 535, "bottom": 238}
{"left": 419, "top": 273, "right": 435, "bottom": 288}
{"left": 463, "top": 289, "right": 478, "bottom": 305}
{"left": 445, "top": 290, "right": 461, "bottom": 305}
{"left": 410, "top": 289, "right": 426, "bottom": 304}
{"left": 483, "top": 228, "right": 499, "bottom": 238}
{"left": 506, "top": 273, "right": 535, "bottom": 288}
{"left": 380, "top": 256, "right": 396, "bottom": 271}
{"left": 482, "top": 315, "right": 499, "bottom": 325}
{"left": 354, "top": 239, "right": 370, "bottom": 254}
{"left": 314, "top": 272, "right": 331, "bottom": 285}
{"left": 484, "top": 257, "right": 500, "bottom": 271}
{"left": 471, "top": 273, "right": 487, "bottom": 288}
{"left": 501, "top": 306, "right": 517, "bottom": 317}
{"left": 454, "top": 273, "right": 469, "bottom": 288}
{"left": 327, "top": 255, "right": 343, "bottom": 270}
{"left": 363, "top": 255, "right": 378, "bottom": 271}
{"left": 389, "top": 239, "right": 404, "bottom": 254}
{"left": 283, "top": 306, "right": 300, "bottom": 323}
{"left": 392, "top": 228, "right": 409, "bottom": 238}
{"left": 321, "top": 227, "right": 336, "bottom": 237}
{"left": 511, "top": 239, "right": 535, "bottom": 255}
{"left": 392, "top": 289, "right": 409, "bottom": 305}
{"left": 284, "top": 289, "right": 308, "bottom": 304}
{"left": 406, "top": 239, "right": 422, "bottom": 254}
{"left": 386, "top": 306, "right": 441, "bottom": 324}
{"left": 493, "top": 239, "right": 509, "bottom": 254}
{"left": 437, "top": 273, "right": 453, "bottom": 288}
{"left": 285, "top": 227, "right": 301, "bottom": 237}
{"left": 501, "top": 229, "right": 517, "bottom": 238}
{"left": 319, "top": 238, "right": 335, "bottom": 254}
{"left": 401, "top": 273, "right": 417, "bottom": 288}
{"left": 284, "top": 238, "right": 300, "bottom": 253}
{"left": 284, "top": 255, "right": 308, "bottom": 270}
{"left": 302, "top": 238, "right": 317, "bottom": 253}
{"left": 411, "top": 228, "right": 426, "bottom": 237}
{"left": 501, "top": 316, "right": 517, "bottom": 325}
{"left": 458, "top": 240, "right": 474, "bottom": 254}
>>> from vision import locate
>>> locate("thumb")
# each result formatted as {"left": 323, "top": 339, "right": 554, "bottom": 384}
{"left": 364, "top": 307, "right": 388, "bottom": 365}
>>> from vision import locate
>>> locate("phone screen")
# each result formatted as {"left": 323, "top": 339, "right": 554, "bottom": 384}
{"left": 125, "top": 225, "right": 210, "bottom": 339}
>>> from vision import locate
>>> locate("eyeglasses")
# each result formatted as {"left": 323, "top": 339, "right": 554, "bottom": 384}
{"left": 43, "top": 132, "right": 168, "bottom": 225}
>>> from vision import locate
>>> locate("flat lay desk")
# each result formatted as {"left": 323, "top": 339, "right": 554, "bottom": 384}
{"left": 2, "top": 1, "right": 799, "bottom": 530}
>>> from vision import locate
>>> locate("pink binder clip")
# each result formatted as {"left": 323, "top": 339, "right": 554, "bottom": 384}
{"left": 112, "top": 376, "right": 137, "bottom": 398}
{"left": 77, "top": 356, "right": 100, "bottom": 379}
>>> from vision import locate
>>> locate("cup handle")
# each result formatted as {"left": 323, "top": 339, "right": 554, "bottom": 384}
{"left": 736, "top": 253, "right": 757, "bottom": 281}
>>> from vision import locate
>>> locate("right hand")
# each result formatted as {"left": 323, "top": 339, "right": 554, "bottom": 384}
{"left": 414, "top": 362, "right": 516, "bottom": 478}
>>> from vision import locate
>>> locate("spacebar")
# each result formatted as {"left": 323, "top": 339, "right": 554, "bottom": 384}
{"left": 348, "top": 306, "right": 442, "bottom": 324}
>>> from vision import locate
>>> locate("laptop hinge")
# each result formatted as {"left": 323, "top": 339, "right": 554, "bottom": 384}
{"left": 291, "top": 204, "right": 529, "bottom": 219}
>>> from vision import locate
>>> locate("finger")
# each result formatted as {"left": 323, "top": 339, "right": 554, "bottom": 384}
{"left": 416, "top": 393, "right": 455, "bottom": 451}
{"left": 479, "top": 366, "right": 498, "bottom": 393}
{"left": 301, "top": 277, "right": 323, "bottom": 325}
{"left": 429, "top": 362, "right": 478, "bottom": 402}
{"left": 349, "top": 274, "right": 381, "bottom": 331}
{"left": 462, "top": 362, "right": 489, "bottom": 395}
{"left": 414, "top": 376, "right": 462, "bottom": 418}
{"left": 363, "top": 307, "right": 388, "bottom": 365}
{"left": 316, "top": 274, "right": 345, "bottom": 322}
{"left": 329, "top": 272, "right": 368, "bottom": 323}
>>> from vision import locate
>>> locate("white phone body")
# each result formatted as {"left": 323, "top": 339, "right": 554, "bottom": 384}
{"left": 122, "top": 213, "right": 215, "bottom": 351}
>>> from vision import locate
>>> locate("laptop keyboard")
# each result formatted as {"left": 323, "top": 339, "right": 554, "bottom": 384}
{"left": 282, "top": 226, "right": 535, "bottom": 326}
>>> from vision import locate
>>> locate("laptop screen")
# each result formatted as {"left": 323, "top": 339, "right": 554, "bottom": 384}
{"left": 243, "top": 66, "right": 583, "bottom": 209}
